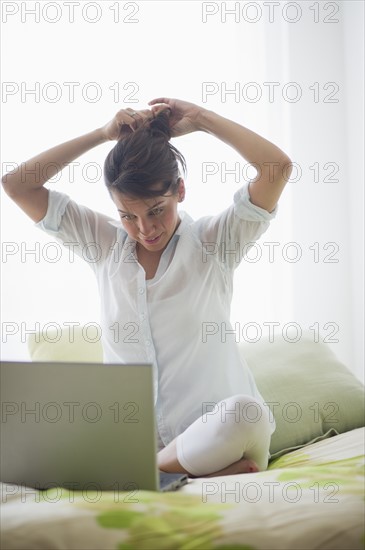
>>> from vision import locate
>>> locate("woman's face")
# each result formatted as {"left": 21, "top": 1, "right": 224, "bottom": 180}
{"left": 111, "top": 179, "right": 185, "bottom": 254}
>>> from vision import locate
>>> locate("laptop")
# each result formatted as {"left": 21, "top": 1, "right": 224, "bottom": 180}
{"left": 0, "top": 361, "right": 188, "bottom": 492}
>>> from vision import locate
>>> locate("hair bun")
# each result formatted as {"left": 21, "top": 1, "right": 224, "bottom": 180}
{"left": 148, "top": 109, "right": 171, "bottom": 141}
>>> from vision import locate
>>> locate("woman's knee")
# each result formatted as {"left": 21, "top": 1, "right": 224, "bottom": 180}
{"left": 216, "top": 394, "right": 271, "bottom": 434}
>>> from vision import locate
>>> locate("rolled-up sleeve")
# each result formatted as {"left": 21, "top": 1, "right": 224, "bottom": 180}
{"left": 233, "top": 181, "right": 278, "bottom": 222}
{"left": 35, "top": 189, "right": 119, "bottom": 269}
{"left": 35, "top": 189, "right": 71, "bottom": 235}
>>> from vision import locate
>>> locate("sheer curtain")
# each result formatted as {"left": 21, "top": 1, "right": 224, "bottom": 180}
{"left": 1, "top": 1, "right": 363, "bottom": 380}
{"left": 266, "top": 1, "right": 363, "bottom": 381}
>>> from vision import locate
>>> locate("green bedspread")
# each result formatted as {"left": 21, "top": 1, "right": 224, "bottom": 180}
{"left": 1, "top": 428, "right": 364, "bottom": 550}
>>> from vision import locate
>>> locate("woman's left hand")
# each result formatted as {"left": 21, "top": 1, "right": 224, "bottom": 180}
{"left": 148, "top": 97, "right": 206, "bottom": 137}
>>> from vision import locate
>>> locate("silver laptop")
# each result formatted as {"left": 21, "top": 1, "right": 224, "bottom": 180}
{"left": 0, "top": 361, "right": 188, "bottom": 492}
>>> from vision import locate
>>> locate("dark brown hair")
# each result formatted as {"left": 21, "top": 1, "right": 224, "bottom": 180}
{"left": 104, "top": 110, "right": 187, "bottom": 198}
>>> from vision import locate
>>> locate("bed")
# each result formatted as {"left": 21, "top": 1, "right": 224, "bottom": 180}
{"left": 1, "top": 332, "right": 364, "bottom": 550}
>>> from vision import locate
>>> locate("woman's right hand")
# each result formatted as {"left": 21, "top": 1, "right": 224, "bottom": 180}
{"left": 100, "top": 108, "right": 153, "bottom": 141}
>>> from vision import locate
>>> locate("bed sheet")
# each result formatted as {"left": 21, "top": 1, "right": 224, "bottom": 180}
{"left": 1, "top": 428, "right": 364, "bottom": 550}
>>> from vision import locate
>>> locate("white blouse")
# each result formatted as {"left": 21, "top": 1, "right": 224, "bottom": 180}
{"left": 35, "top": 182, "right": 278, "bottom": 445}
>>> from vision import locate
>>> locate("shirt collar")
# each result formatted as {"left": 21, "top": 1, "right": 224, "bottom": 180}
{"left": 173, "top": 210, "right": 193, "bottom": 237}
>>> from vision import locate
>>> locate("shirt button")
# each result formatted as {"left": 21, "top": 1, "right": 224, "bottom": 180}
{"left": 146, "top": 340, "right": 151, "bottom": 346}
{"left": 139, "top": 287, "right": 145, "bottom": 294}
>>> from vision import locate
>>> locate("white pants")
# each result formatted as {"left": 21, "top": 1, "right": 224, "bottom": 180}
{"left": 174, "top": 394, "right": 272, "bottom": 476}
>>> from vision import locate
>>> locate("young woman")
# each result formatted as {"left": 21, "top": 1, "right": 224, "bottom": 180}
{"left": 2, "top": 97, "right": 292, "bottom": 478}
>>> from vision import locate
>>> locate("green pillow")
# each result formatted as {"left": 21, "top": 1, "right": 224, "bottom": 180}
{"left": 28, "top": 327, "right": 103, "bottom": 363}
{"left": 240, "top": 335, "right": 365, "bottom": 458}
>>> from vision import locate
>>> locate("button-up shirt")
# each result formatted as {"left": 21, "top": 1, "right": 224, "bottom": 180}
{"left": 36, "top": 182, "right": 277, "bottom": 445}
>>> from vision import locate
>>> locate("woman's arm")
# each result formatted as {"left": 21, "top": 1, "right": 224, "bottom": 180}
{"left": 197, "top": 109, "right": 292, "bottom": 213}
{"left": 1, "top": 108, "right": 152, "bottom": 222}
{"left": 149, "top": 98, "right": 292, "bottom": 213}
{"left": 1, "top": 129, "right": 107, "bottom": 222}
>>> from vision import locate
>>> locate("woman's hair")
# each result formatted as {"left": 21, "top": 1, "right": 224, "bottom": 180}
{"left": 104, "top": 110, "right": 187, "bottom": 199}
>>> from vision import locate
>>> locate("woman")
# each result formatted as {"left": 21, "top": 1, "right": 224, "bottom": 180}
{"left": 2, "top": 97, "right": 292, "bottom": 477}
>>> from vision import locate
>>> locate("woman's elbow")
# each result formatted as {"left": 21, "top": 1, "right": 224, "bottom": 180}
{"left": 280, "top": 156, "right": 294, "bottom": 183}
